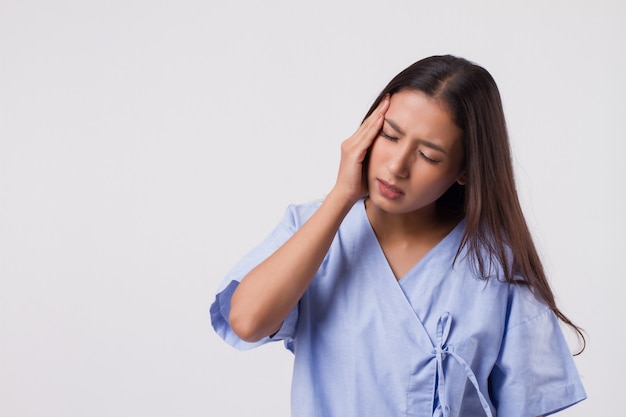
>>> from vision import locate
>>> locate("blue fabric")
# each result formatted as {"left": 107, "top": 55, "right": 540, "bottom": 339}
{"left": 210, "top": 199, "right": 586, "bottom": 417}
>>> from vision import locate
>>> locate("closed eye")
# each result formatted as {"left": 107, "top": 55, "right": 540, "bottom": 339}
{"left": 419, "top": 150, "right": 440, "bottom": 164}
{"left": 379, "top": 130, "right": 398, "bottom": 142}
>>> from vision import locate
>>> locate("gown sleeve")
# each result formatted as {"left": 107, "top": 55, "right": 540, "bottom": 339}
{"left": 210, "top": 203, "right": 316, "bottom": 352}
{"left": 489, "top": 283, "right": 587, "bottom": 417}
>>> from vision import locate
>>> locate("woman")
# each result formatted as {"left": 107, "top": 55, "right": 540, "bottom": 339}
{"left": 211, "top": 55, "right": 586, "bottom": 416}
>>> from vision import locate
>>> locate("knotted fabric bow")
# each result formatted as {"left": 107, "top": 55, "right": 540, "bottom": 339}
{"left": 432, "top": 312, "right": 494, "bottom": 417}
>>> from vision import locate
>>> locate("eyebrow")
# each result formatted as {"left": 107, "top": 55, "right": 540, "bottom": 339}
{"left": 384, "top": 118, "right": 448, "bottom": 154}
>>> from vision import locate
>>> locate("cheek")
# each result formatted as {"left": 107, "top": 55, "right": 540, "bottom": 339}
{"left": 368, "top": 139, "right": 395, "bottom": 163}
{"left": 411, "top": 166, "right": 459, "bottom": 192}
{"left": 369, "top": 137, "right": 383, "bottom": 154}
{"left": 366, "top": 140, "right": 384, "bottom": 168}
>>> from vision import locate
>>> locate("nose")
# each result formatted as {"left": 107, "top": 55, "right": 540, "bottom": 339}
{"left": 387, "top": 145, "right": 413, "bottom": 178}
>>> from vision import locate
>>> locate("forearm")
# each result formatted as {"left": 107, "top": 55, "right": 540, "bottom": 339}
{"left": 229, "top": 95, "right": 389, "bottom": 343}
{"left": 229, "top": 190, "right": 354, "bottom": 342}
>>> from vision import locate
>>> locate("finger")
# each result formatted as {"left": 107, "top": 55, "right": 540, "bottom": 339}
{"left": 372, "top": 93, "right": 390, "bottom": 118}
{"left": 368, "top": 94, "right": 391, "bottom": 121}
{"left": 342, "top": 95, "right": 391, "bottom": 157}
{"left": 355, "top": 95, "right": 390, "bottom": 142}
{"left": 357, "top": 94, "right": 390, "bottom": 135}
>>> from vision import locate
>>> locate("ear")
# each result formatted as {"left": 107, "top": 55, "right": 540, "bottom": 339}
{"left": 456, "top": 172, "right": 467, "bottom": 185}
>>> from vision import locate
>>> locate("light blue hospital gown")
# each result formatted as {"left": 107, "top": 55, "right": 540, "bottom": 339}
{"left": 211, "top": 199, "right": 586, "bottom": 417}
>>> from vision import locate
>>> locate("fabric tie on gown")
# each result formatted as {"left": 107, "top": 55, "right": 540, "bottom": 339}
{"left": 432, "top": 313, "right": 494, "bottom": 417}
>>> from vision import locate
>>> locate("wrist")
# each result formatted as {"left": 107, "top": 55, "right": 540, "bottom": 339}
{"left": 324, "top": 188, "right": 360, "bottom": 217}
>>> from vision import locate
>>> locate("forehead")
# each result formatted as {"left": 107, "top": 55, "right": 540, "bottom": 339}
{"left": 386, "top": 89, "right": 461, "bottom": 143}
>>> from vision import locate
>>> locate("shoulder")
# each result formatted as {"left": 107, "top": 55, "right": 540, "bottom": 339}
{"left": 452, "top": 232, "right": 550, "bottom": 327}
{"left": 504, "top": 282, "right": 553, "bottom": 330}
{"left": 279, "top": 199, "right": 323, "bottom": 229}
{"left": 282, "top": 198, "right": 365, "bottom": 229}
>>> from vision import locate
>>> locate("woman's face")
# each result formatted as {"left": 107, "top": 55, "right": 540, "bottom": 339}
{"left": 367, "top": 89, "right": 465, "bottom": 216}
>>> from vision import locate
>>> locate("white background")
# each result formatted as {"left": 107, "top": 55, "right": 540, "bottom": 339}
{"left": 1, "top": 1, "right": 624, "bottom": 416}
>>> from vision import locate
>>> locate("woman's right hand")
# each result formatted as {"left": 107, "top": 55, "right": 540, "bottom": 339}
{"left": 332, "top": 95, "right": 390, "bottom": 203}
{"left": 230, "top": 96, "right": 391, "bottom": 342}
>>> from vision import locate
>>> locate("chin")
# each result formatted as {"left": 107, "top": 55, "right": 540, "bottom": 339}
{"left": 368, "top": 194, "right": 408, "bottom": 213}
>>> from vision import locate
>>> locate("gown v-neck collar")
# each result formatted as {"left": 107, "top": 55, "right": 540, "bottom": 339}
{"left": 357, "top": 199, "right": 466, "bottom": 283}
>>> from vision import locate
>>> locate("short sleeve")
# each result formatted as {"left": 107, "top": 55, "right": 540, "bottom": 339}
{"left": 490, "top": 286, "right": 586, "bottom": 416}
{"left": 210, "top": 203, "right": 318, "bottom": 352}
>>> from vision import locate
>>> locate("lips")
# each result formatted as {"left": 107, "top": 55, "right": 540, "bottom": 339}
{"left": 377, "top": 178, "right": 404, "bottom": 200}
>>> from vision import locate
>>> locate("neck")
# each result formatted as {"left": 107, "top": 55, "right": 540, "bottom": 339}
{"left": 364, "top": 198, "right": 460, "bottom": 242}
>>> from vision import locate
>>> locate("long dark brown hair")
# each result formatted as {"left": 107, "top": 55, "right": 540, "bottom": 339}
{"left": 363, "top": 55, "right": 585, "bottom": 354}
